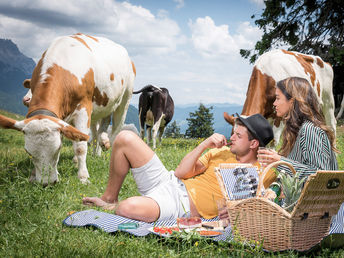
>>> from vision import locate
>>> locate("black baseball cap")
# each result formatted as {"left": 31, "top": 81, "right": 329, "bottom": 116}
{"left": 235, "top": 113, "right": 273, "bottom": 147}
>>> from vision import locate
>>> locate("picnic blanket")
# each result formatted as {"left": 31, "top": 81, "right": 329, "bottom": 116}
{"left": 63, "top": 210, "right": 232, "bottom": 241}
{"left": 63, "top": 202, "right": 344, "bottom": 246}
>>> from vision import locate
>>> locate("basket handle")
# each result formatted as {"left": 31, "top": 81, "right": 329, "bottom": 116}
{"left": 256, "top": 160, "right": 296, "bottom": 196}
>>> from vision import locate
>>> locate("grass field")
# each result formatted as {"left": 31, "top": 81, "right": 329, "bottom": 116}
{"left": 1, "top": 109, "right": 344, "bottom": 257}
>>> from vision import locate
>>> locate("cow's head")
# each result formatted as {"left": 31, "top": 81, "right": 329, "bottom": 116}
{"left": 22, "top": 79, "right": 32, "bottom": 107}
{"left": 0, "top": 114, "right": 89, "bottom": 186}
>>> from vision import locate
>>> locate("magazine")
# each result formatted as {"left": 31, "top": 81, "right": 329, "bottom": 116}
{"left": 215, "top": 163, "right": 261, "bottom": 201}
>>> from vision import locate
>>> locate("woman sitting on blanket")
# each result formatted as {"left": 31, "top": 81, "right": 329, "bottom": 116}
{"left": 258, "top": 77, "right": 338, "bottom": 183}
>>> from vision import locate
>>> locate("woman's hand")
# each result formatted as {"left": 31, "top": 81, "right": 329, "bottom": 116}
{"left": 257, "top": 148, "right": 281, "bottom": 166}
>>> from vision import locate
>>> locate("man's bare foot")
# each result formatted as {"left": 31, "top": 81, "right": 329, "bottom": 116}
{"left": 82, "top": 197, "right": 117, "bottom": 210}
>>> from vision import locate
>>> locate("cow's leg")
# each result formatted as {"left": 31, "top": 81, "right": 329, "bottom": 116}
{"left": 336, "top": 95, "right": 344, "bottom": 120}
{"left": 158, "top": 126, "right": 165, "bottom": 145}
{"left": 151, "top": 114, "right": 164, "bottom": 149}
{"left": 74, "top": 140, "right": 89, "bottom": 183}
{"left": 109, "top": 88, "right": 133, "bottom": 144}
{"left": 146, "top": 126, "right": 152, "bottom": 146}
{"left": 89, "top": 123, "right": 98, "bottom": 156}
{"left": 139, "top": 108, "right": 145, "bottom": 140}
{"left": 72, "top": 110, "right": 91, "bottom": 183}
{"left": 96, "top": 115, "right": 111, "bottom": 156}
{"left": 72, "top": 141, "right": 79, "bottom": 164}
{"left": 72, "top": 139, "right": 90, "bottom": 183}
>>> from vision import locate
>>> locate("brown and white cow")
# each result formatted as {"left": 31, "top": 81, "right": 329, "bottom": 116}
{"left": 224, "top": 49, "right": 336, "bottom": 147}
{"left": 0, "top": 33, "right": 136, "bottom": 185}
{"left": 133, "top": 85, "right": 174, "bottom": 149}
{"left": 22, "top": 80, "right": 112, "bottom": 152}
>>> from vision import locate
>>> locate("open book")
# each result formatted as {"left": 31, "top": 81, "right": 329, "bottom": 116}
{"left": 215, "top": 163, "right": 261, "bottom": 201}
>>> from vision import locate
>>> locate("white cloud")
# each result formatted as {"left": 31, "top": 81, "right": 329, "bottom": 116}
{"left": 0, "top": 0, "right": 185, "bottom": 59}
{"left": 173, "top": 0, "right": 185, "bottom": 9}
{"left": 189, "top": 16, "right": 262, "bottom": 59}
{"left": 234, "top": 21, "right": 262, "bottom": 48}
{"left": 188, "top": 16, "right": 237, "bottom": 58}
{"left": 0, "top": 1, "right": 260, "bottom": 106}
{"left": 249, "top": 0, "right": 265, "bottom": 7}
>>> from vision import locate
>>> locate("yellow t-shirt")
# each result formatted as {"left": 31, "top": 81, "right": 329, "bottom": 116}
{"left": 182, "top": 146, "right": 238, "bottom": 219}
{"left": 182, "top": 146, "right": 277, "bottom": 219}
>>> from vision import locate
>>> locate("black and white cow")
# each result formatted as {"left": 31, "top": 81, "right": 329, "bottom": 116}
{"left": 133, "top": 85, "right": 174, "bottom": 149}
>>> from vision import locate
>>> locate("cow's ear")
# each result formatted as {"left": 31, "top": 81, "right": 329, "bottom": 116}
{"left": 23, "top": 79, "right": 31, "bottom": 89}
{"left": 0, "top": 114, "right": 23, "bottom": 131}
{"left": 60, "top": 125, "right": 89, "bottom": 142}
{"left": 223, "top": 112, "right": 236, "bottom": 126}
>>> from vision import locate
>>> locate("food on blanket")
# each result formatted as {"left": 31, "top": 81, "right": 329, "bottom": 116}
{"left": 118, "top": 222, "right": 139, "bottom": 230}
{"left": 177, "top": 217, "right": 202, "bottom": 228}
{"left": 201, "top": 221, "right": 225, "bottom": 231}
{"left": 153, "top": 226, "right": 180, "bottom": 235}
{"left": 198, "top": 230, "right": 222, "bottom": 236}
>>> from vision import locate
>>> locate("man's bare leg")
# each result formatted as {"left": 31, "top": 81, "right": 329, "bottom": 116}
{"left": 83, "top": 130, "right": 154, "bottom": 207}
{"left": 116, "top": 196, "right": 160, "bottom": 222}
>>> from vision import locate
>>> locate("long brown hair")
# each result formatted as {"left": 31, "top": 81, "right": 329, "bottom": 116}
{"left": 277, "top": 77, "right": 338, "bottom": 156}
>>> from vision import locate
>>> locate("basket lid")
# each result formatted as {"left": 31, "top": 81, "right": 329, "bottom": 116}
{"left": 291, "top": 170, "right": 344, "bottom": 218}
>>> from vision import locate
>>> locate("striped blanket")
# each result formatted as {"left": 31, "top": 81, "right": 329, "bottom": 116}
{"left": 63, "top": 210, "right": 232, "bottom": 241}
{"left": 63, "top": 202, "right": 344, "bottom": 246}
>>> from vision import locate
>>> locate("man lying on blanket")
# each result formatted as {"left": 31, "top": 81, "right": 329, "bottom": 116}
{"left": 83, "top": 114, "right": 274, "bottom": 223}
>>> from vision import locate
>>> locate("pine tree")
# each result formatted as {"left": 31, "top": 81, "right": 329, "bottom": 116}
{"left": 164, "top": 120, "right": 183, "bottom": 138}
{"left": 185, "top": 103, "right": 214, "bottom": 138}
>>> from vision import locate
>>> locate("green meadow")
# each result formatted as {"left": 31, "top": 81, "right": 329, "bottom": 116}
{"left": 1, "top": 109, "right": 343, "bottom": 257}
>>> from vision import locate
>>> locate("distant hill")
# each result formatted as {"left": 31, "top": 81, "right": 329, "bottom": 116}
{"left": 172, "top": 103, "right": 243, "bottom": 138}
{"left": 0, "top": 39, "right": 36, "bottom": 115}
{"left": 125, "top": 104, "right": 139, "bottom": 129}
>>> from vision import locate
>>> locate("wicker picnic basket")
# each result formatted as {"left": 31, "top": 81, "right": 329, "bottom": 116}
{"left": 217, "top": 161, "right": 344, "bottom": 251}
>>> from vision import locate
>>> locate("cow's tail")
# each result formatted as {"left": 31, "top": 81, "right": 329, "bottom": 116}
{"left": 133, "top": 85, "right": 161, "bottom": 94}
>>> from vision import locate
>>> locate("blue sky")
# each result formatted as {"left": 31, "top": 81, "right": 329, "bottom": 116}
{"left": 0, "top": 0, "right": 265, "bottom": 106}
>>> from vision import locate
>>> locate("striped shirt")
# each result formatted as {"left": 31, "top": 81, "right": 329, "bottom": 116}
{"left": 279, "top": 120, "right": 338, "bottom": 178}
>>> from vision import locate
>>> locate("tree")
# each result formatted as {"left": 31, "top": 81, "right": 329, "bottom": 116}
{"left": 240, "top": 0, "right": 344, "bottom": 66}
{"left": 185, "top": 104, "right": 214, "bottom": 138}
{"left": 164, "top": 120, "right": 183, "bottom": 138}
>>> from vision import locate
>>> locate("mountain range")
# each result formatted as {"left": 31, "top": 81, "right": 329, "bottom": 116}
{"left": 0, "top": 38, "right": 243, "bottom": 137}
{"left": 0, "top": 39, "right": 36, "bottom": 115}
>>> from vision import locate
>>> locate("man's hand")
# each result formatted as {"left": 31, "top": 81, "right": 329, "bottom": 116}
{"left": 218, "top": 207, "right": 229, "bottom": 220}
{"left": 201, "top": 133, "right": 228, "bottom": 149}
{"left": 174, "top": 134, "right": 227, "bottom": 179}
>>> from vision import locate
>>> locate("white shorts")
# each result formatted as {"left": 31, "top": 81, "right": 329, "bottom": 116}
{"left": 131, "top": 154, "right": 190, "bottom": 220}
